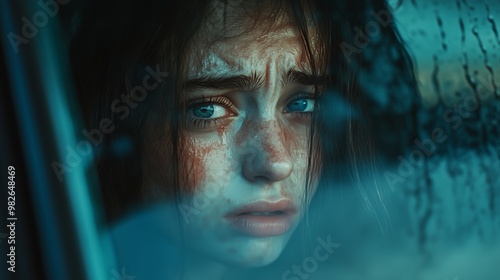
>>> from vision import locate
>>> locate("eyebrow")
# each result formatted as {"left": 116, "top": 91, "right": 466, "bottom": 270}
{"left": 184, "top": 72, "right": 263, "bottom": 91}
{"left": 184, "top": 69, "right": 322, "bottom": 91}
{"left": 283, "top": 69, "right": 320, "bottom": 86}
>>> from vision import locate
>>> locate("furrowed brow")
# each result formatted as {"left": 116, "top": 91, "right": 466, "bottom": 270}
{"left": 184, "top": 72, "right": 263, "bottom": 91}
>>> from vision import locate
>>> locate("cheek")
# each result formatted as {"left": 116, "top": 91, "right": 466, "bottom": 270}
{"left": 181, "top": 135, "right": 231, "bottom": 192}
{"left": 181, "top": 135, "right": 234, "bottom": 230}
{"left": 181, "top": 139, "right": 209, "bottom": 192}
{"left": 282, "top": 126, "right": 311, "bottom": 198}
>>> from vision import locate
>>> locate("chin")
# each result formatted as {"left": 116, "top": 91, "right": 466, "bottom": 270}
{"left": 221, "top": 250, "right": 282, "bottom": 268}
{"left": 215, "top": 234, "right": 293, "bottom": 268}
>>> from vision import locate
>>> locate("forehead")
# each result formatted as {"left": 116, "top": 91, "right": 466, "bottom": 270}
{"left": 187, "top": 26, "right": 311, "bottom": 79}
{"left": 186, "top": 2, "right": 317, "bottom": 79}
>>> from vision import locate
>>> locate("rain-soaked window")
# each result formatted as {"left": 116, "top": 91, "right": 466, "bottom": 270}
{"left": 1, "top": 0, "right": 498, "bottom": 279}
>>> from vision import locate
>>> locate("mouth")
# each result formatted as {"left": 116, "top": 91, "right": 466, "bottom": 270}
{"left": 224, "top": 199, "right": 297, "bottom": 237}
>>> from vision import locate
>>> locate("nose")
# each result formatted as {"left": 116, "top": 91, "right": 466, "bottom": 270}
{"left": 239, "top": 120, "right": 293, "bottom": 183}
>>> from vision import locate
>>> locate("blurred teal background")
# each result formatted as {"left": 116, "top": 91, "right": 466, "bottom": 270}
{"left": 306, "top": 1, "right": 500, "bottom": 279}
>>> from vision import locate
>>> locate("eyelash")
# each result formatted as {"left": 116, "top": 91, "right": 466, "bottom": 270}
{"left": 186, "top": 96, "right": 234, "bottom": 129}
{"left": 187, "top": 95, "right": 233, "bottom": 107}
{"left": 189, "top": 118, "right": 224, "bottom": 129}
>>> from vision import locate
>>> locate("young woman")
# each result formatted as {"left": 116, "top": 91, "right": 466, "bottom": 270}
{"left": 70, "top": 0, "right": 415, "bottom": 279}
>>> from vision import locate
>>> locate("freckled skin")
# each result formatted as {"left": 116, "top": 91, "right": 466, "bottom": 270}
{"left": 143, "top": 13, "right": 319, "bottom": 269}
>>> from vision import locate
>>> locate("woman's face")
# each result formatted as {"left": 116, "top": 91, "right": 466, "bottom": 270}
{"left": 144, "top": 9, "right": 319, "bottom": 267}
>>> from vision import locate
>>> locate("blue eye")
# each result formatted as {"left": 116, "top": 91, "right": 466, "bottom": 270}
{"left": 286, "top": 98, "right": 315, "bottom": 112}
{"left": 189, "top": 104, "right": 228, "bottom": 119}
{"left": 192, "top": 104, "right": 214, "bottom": 118}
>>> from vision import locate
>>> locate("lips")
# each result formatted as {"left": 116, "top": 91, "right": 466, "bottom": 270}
{"left": 224, "top": 199, "right": 297, "bottom": 237}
